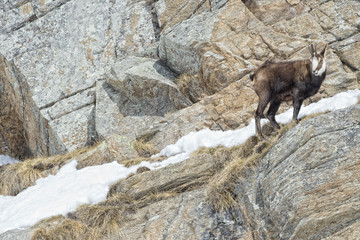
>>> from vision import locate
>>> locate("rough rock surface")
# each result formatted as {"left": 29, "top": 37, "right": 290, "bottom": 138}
{"left": 1, "top": 0, "right": 359, "bottom": 156}
{"left": 8, "top": 105, "right": 357, "bottom": 240}
{"left": 0, "top": 0, "right": 360, "bottom": 238}
{"left": 232, "top": 105, "right": 360, "bottom": 240}
{"left": 107, "top": 105, "right": 360, "bottom": 239}
{"left": 0, "top": 53, "right": 65, "bottom": 158}
{"left": 107, "top": 57, "right": 191, "bottom": 117}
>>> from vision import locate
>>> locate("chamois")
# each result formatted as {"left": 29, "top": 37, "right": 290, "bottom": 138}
{"left": 250, "top": 43, "right": 327, "bottom": 138}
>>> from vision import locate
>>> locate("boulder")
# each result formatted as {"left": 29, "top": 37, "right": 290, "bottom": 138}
{"left": 107, "top": 57, "right": 191, "bottom": 117}
{"left": 154, "top": 0, "right": 211, "bottom": 32}
{"left": 332, "top": 33, "right": 360, "bottom": 71}
{"left": 110, "top": 0, "right": 158, "bottom": 58}
{"left": 0, "top": 0, "right": 111, "bottom": 109}
{"left": 48, "top": 105, "right": 96, "bottom": 152}
{"left": 0, "top": 53, "right": 65, "bottom": 158}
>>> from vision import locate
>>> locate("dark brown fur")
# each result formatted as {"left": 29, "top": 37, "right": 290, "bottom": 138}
{"left": 252, "top": 44, "right": 327, "bottom": 138}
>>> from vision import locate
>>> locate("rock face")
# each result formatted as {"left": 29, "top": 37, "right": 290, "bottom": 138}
{"left": 233, "top": 105, "right": 360, "bottom": 240}
{"left": 0, "top": 0, "right": 360, "bottom": 237}
{"left": 104, "top": 105, "right": 360, "bottom": 240}
{"left": 7, "top": 105, "right": 357, "bottom": 240}
{"left": 1, "top": 0, "right": 359, "bottom": 157}
{"left": 0, "top": 53, "right": 65, "bottom": 158}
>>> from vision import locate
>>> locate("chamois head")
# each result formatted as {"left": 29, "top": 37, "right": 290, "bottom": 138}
{"left": 308, "top": 43, "right": 327, "bottom": 77}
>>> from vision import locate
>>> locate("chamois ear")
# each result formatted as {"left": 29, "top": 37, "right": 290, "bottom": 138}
{"left": 308, "top": 44, "right": 314, "bottom": 57}
{"left": 320, "top": 44, "right": 328, "bottom": 57}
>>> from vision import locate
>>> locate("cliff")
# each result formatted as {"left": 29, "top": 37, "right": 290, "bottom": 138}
{"left": 0, "top": 0, "right": 359, "bottom": 239}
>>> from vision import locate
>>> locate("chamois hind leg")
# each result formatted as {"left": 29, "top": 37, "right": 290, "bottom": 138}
{"left": 267, "top": 100, "right": 281, "bottom": 129}
{"left": 255, "top": 91, "right": 271, "bottom": 138}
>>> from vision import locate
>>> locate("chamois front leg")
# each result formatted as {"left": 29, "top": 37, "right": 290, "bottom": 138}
{"left": 292, "top": 90, "right": 304, "bottom": 124}
{"left": 267, "top": 100, "right": 281, "bottom": 129}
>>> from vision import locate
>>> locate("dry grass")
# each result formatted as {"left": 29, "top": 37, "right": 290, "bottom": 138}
{"left": 0, "top": 143, "right": 102, "bottom": 196}
{"left": 32, "top": 190, "right": 180, "bottom": 240}
{"left": 206, "top": 122, "right": 295, "bottom": 211}
{"left": 120, "top": 155, "right": 165, "bottom": 168}
{"left": 32, "top": 219, "right": 101, "bottom": 240}
{"left": 133, "top": 140, "right": 158, "bottom": 158}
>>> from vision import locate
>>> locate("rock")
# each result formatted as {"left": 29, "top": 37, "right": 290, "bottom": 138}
{"left": 49, "top": 105, "right": 96, "bottom": 152}
{"left": 0, "top": 2, "right": 36, "bottom": 34}
{"left": 231, "top": 105, "right": 360, "bottom": 239}
{"left": 154, "top": 0, "right": 211, "bottom": 32}
{"left": 105, "top": 135, "right": 139, "bottom": 162}
{"left": 242, "top": 0, "right": 309, "bottom": 26}
{"left": 159, "top": 11, "right": 217, "bottom": 75}
{"left": 0, "top": 0, "right": 111, "bottom": 109}
{"left": 0, "top": 228, "right": 32, "bottom": 240}
{"left": 40, "top": 88, "right": 96, "bottom": 121}
{"left": 0, "top": 53, "right": 65, "bottom": 158}
{"left": 332, "top": 33, "right": 360, "bottom": 71}
{"left": 108, "top": 152, "right": 216, "bottom": 200}
{"left": 110, "top": 0, "right": 158, "bottom": 58}
{"left": 272, "top": 13, "right": 336, "bottom": 42}
{"left": 107, "top": 189, "right": 248, "bottom": 240}
{"left": 312, "top": 1, "right": 358, "bottom": 41}
{"left": 96, "top": 79, "right": 163, "bottom": 141}
{"left": 107, "top": 57, "right": 191, "bottom": 116}
{"left": 32, "top": 0, "right": 70, "bottom": 17}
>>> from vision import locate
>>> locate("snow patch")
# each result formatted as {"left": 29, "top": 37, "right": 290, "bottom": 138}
{"left": 0, "top": 89, "right": 359, "bottom": 235}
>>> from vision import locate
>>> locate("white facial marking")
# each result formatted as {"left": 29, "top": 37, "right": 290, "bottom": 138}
{"left": 314, "top": 59, "right": 326, "bottom": 76}
{"left": 312, "top": 56, "right": 319, "bottom": 72}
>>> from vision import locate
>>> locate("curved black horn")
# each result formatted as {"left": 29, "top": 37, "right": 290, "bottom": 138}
{"left": 308, "top": 44, "right": 312, "bottom": 55}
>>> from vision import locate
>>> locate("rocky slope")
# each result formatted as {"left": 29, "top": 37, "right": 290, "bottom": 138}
{"left": 0, "top": 0, "right": 359, "bottom": 158}
{"left": 0, "top": 0, "right": 359, "bottom": 239}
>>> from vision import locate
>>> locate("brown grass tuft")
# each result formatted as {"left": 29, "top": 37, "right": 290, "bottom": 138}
{"left": 120, "top": 155, "right": 165, "bottom": 168}
{"left": 74, "top": 204, "right": 124, "bottom": 236}
{"left": 133, "top": 141, "right": 158, "bottom": 158}
{"left": 32, "top": 219, "right": 100, "bottom": 240}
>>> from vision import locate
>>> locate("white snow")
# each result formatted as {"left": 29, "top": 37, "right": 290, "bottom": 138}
{"left": 0, "top": 152, "right": 197, "bottom": 234}
{"left": 0, "top": 89, "right": 359, "bottom": 235}
{"left": 0, "top": 155, "right": 20, "bottom": 166}
{"left": 154, "top": 89, "right": 360, "bottom": 160}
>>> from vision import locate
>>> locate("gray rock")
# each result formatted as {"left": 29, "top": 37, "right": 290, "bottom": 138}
{"left": 159, "top": 11, "right": 217, "bottom": 74}
{"left": 107, "top": 189, "right": 248, "bottom": 240}
{"left": 110, "top": 0, "right": 158, "bottom": 58}
{"left": 0, "top": 228, "right": 32, "bottom": 240}
{"left": 49, "top": 105, "right": 96, "bottom": 152}
{"left": 109, "top": 152, "right": 217, "bottom": 200}
{"left": 107, "top": 57, "right": 191, "bottom": 117}
{"left": 32, "top": 0, "right": 71, "bottom": 17}
{"left": 0, "top": 53, "right": 65, "bottom": 158}
{"left": 40, "top": 88, "right": 96, "bottom": 121}
{"left": 0, "top": 2, "right": 36, "bottom": 34}
{"left": 0, "top": 0, "right": 111, "bottom": 109}
{"left": 233, "top": 105, "right": 360, "bottom": 240}
{"left": 332, "top": 33, "right": 360, "bottom": 71}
